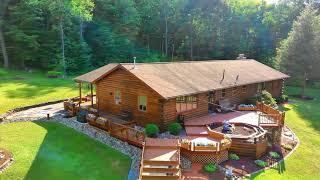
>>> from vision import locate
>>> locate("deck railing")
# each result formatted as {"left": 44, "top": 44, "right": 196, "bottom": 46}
{"left": 87, "top": 116, "right": 145, "bottom": 147}
{"left": 256, "top": 102, "right": 285, "bottom": 126}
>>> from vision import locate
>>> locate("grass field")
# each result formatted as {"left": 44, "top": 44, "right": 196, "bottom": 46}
{"left": 0, "top": 122, "right": 131, "bottom": 180}
{"left": 252, "top": 86, "right": 320, "bottom": 179}
{"left": 0, "top": 68, "right": 86, "bottom": 114}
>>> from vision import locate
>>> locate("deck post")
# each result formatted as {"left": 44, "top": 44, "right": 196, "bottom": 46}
{"left": 90, "top": 83, "right": 93, "bottom": 107}
{"left": 79, "top": 82, "right": 82, "bottom": 107}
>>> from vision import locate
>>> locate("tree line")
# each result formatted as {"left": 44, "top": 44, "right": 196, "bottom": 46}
{"left": 0, "top": 0, "right": 317, "bottom": 76}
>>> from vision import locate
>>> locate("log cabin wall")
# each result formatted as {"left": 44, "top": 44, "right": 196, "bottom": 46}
{"left": 161, "top": 80, "right": 284, "bottom": 127}
{"left": 161, "top": 93, "right": 209, "bottom": 127}
{"left": 95, "top": 68, "right": 162, "bottom": 126}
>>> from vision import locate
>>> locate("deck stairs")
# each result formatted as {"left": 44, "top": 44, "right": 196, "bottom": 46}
{"left": 139, "top": 138, "right": 181, "bottom": 180}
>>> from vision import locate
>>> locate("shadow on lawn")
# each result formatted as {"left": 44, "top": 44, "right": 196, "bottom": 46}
{"left": 288, "top": 90, "right": 320, "bottom": 133}
{"left": 1, "top": 79, "right": 78, "bottom": 99}
{"left": 23, "top": 122, "right": 130, "bottom": 180}
{"left": 250, "top": 160, "right": 286, "bottom": 179}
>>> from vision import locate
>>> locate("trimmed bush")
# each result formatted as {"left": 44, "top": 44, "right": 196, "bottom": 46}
{"left": 259, "top": 90, "right": 277, "bottom": 107}
{"left": 77, "top": 110, "right": 88, "bottom": 123}
{"left": 246, "top": 96, "right": 259, "bottom": 105}
{"left": 168, "top": 122, "right": 182, "bottom": 135}
{"left": 203, "top": 163, "right": 217, "bottom": 173}
{"left": 145, "top": 124, "right": 159, "bottom": 138}
{"left": 254, "top": 160, "right": 267, "bottom": 167}
{"left": 277, "top": 95, "right": 289, "bottom": 103}
{"left": 229, "top": 153, "right": 240, "bottom": 160}
{"left": 47, "top": 71, "right": 62, "bottom": 78}
{"left": 269, "top": 151, "right": 281, "bottom": 159}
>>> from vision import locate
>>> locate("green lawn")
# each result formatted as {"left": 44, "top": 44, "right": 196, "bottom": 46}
{"left": 0, "top": 122, "right": 131, "bottom": 180}
{"left": 252, "top": 86, "right": 320, "bottom": 179}
{"left": 0, "top": 68, "right": 85, "bottom": 114}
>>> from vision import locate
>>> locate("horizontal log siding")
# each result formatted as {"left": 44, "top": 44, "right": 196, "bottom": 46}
{"left": 214, "top": 80, "right": 283, "bottom": 105}
{"left": 161, "top": 93, "right": 208, "bottom": 127}
{"left": 96, "top": 68, "right": 162, "bottom": 126}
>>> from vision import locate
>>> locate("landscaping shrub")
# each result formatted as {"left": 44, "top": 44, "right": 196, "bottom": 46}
{"left": 145, "top": 124, "right": 159, "bottom": 137}
{"left": 277, "top": 94, "right": 289, "bottom": 103}
{"left": 254, "top": 160, "right": 267, "bottom": 167}
{"left": 229, "top": 153, "right": 240, "bottom": 160}
{"left": 258, "top": 90, "right": 277, "bottom": 107}
{"left": 47, "top": 71, "right": 62, "bottom": 78}
{"left": 203, "top": 163, "right": 217, "bottom": 173}
{"left": 246, "top": 96, "right": 258, "bottom": 105}
{"left": 269, "top": 151, "right": 281, "bottom": 159}
{"left": 168, "top": 122, "right": 182, "bottom": 135}
{"left": 281, "top": 143, "right": 294, "bottom": 151}
{"left": 77, "top": 110, "right": 88, "bottom": 123}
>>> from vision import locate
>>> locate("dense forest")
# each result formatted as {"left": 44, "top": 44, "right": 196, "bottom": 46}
{"left": 0, "top": 0, "right": 319, "bottom": 77}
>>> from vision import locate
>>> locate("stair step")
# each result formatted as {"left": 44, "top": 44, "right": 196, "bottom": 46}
{"left": 142, "top": 167, "right": 179, "bottom": 173}
{"left": 143, "top": 164, "right": 179, "bottom": 169}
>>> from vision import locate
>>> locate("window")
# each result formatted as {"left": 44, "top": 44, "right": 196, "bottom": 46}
{"left": 176, "top": 95, "right": 197, "bottom": 113}
{"left": 221, "top": 89, "right": 226, "bottom": 98}
{"left": 138, "top": 96, "right": 147, "bottom": 112}
{"left": 257, "top": 83, "right": 262, "bottom": 93}
{"left": 232, "top": 87, "right": 237, "bottom": 96}
{"left": 114, "top": 89, "right": 121, "bottom": 105}
{"left": 242, "top": 85, "right": 247, "bottom": 93}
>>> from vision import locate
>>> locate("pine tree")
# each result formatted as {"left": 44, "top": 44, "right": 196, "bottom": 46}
{"left": 276, "top": 6, "right": 320, "bottom": 96}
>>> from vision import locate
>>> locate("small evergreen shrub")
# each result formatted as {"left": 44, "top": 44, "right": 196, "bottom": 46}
{"left": 77, "top": 110, "right": 87, "bottom": 123}
{"left": 145, "top": 124, "right": 159, "bottom": 138}
{"left": 168, "top": 122, "right": 182, "bottom": 135}
{"left": 229, "top": 153, "right": 240, "bottom": 160}
{"left": 203, "top": 163, "right": 217, "bottom": 173}
{"left": 255, "top": 160, "right": 267, "bottom": 167}
{"left": 246, "top": 96, "right": 259, "bottom": 105}
{"left": 277, "top": 94, "right": 289, "bottom": 103}
{"left": 259, "top": 90, "right": 277, "bottom": 106}
{"left": 269, "top": 151, "right": 281, "bottom": 159}
{"left": 47, "top": 71, "right": 62, "bottom": 78}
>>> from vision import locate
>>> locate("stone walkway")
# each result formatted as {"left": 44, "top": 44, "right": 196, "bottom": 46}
{"left": 5, "top": 103, "right": 65, "bottom": 122}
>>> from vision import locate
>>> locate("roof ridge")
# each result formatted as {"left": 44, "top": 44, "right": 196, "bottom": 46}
{"left": 120, "top": 59, "right": 255, "bottom": 65}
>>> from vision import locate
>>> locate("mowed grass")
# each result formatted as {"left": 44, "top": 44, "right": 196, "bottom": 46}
{"left": 0, "top": 122, "right": 131, "bottom": 180}
{"left": 252, "top": 86, "right": 320, "bottom": 179}
{"left": 0, "top": 68, "right": 86, "bottom": 114}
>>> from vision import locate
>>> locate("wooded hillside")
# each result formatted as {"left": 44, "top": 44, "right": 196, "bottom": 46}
{"left": 0, "top": 0, "right": 316, "bottom": 75}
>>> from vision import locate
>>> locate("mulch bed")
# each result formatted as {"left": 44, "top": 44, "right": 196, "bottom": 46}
{"left": 220, "top": 143, "right": 296, "bottom": 177}
{"left": 0, "top": 149, "right": 13, "bottom": 171}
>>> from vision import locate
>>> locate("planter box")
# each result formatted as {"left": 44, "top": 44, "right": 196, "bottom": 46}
{"left": 237, "top": 106, "right": 257, "bottom": 111}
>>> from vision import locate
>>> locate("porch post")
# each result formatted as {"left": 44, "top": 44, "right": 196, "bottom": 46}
{"left": 90, "top": 83, "right": 94, "bottom": 107}
{"left": 79, "top": 82, "right": 82, "bottom": 107}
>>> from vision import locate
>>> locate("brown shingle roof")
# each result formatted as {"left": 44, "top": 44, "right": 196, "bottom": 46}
{"left": 74, "top": 59, "right": 289, "bottom": 99}
{"left": 74, "top": 63, "right": 119, "bottom": 83}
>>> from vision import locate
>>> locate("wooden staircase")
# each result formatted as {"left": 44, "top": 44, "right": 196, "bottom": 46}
{"left": 139, "top": 138, "right": 181, "bottom": 180}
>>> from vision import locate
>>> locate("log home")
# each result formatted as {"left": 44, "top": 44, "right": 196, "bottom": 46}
{"left": 75, "top": 59, "right": 289, "bottom": 128}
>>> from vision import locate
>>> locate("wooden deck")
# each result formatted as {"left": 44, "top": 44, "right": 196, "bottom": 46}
{"left": 139, "top": 138, "right": 181, "bottom": 180}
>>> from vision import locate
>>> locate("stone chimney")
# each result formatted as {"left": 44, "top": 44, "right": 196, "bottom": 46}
{"left": 236, "top": 54, "right": 247, "bottom": 60}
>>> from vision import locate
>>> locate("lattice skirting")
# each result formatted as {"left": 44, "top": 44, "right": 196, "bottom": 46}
{"left": 181, "top": 150, "right": 228, "bottom": 164}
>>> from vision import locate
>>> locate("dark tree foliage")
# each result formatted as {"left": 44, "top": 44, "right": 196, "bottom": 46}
{"left": 0, "top": 0, "right": 313, "bottom": 75}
